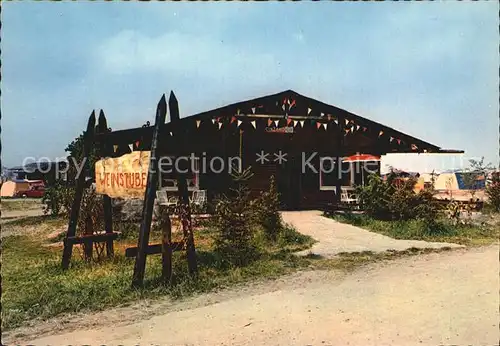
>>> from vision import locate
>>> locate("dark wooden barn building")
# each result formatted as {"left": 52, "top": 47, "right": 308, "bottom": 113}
{"left": 102, "top": 90, "right": 461, "bottom": 209}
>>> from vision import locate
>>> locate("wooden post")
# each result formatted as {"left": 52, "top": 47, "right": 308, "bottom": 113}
{"left": 97, "top": 110, "right": 114, "bottom": 258}
{"left": 132, "top": 95, "right": 167, "bottom": 287}
{"left": 159, "top": 206, "right": 173, "bottom": 284}
{"left": 62, "top": 111, "right": 96, "bottom": 269}
{"left": 335, "top": 114, "right": 345, "bottom": 204}
{"left": 169, "top": 91, "right": 198, "bottom": 275}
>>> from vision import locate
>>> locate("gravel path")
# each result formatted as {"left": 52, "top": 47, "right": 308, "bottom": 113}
{"left": 20, "top": 245, "right": 499, "bottom": 345}
{"left": 282, "top": 211, "right": 463, "bottom": 257}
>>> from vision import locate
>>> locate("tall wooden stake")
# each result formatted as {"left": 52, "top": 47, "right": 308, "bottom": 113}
{"left": 97, "top": 110, "right": 114, "bottom": 258}
{"left": 132, "top": 95, "right": 167, "bottom": 287}
{"left": 62, "top": 111, "right": 96, "bottom": 269}
{"left": 169, "top": 91, "right": 198, "bottom": 275}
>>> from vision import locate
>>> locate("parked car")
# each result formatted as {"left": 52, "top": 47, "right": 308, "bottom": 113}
{"left": 16, "top": 185, "right": 45, "bottom": 198}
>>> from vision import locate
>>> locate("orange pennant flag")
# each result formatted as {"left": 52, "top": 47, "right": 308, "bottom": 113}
{"left": 287, "top": 118, "right": 292, "bottom": 126}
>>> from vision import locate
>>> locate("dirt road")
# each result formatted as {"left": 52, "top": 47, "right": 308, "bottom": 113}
{"left": 21, "top": 245, "right": 499, "bottom": 346}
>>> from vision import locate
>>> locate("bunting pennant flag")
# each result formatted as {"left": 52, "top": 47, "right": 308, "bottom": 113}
{"left": 268, "top": 118, "right": 273, "bottom": 126}
{"left": 251, "top": 107, "right": 256, "bottom": 114}
{"left": 293, "top": 120, "right": 298, "bottom": 127}
{"left": 363, "top": 127, "right": 368, "bottom": 132}
{"left": 321, "top": 112, "right": 324, "bottom": 117}
{"left": 196, "top": 120, "right": 201, "bottom": 128}
{"left": 237, "top": 120, "right": 242, "bottom": 127}
{"left": 113, "top": 145, "right": 118, "bottom": 153}
{"left": 397, "top": 139, "right": 401, "bottom": 144}
{"left": 170, "top": 132, "right": 173, "bottom": 136}
{"left": 211, "top": 118, "right": 216, "bottom": 124}
{"left": 274, "top": 120, "right": 280, "bottom": 127}
{"left": 345, "top": 128, "right": 350, "bottom": 134}
{"left": 289, "top": 99, "right": 296, "bottom": 109}
{"left": 231, "top": 116, "right": 237, "bottom": 124}
{"left": 307, "top": 107, "right": 312, "bottom": 115}
{"left": 251, "top": 120, "right": 256, "bottom": 129}
{"left": 236, "top": 109, "right": 240, "bottom": 115}
{"left": 286, "top": 118, "right": 292, "bottom": 126}
{"left": 128, "top": 144, "right": 134, "bottom": 151}
{"left": 135, "top": 140, "right": 140, "bottom": 148}
{"left": 379, "top": 130, "right": 384, "bottom": 137}
{"left": 316, "top": 122, "right": 321, "bottom": 129}
{"left": 390, "top": 137, "right": 394, "bottom": 142}
{"left": 300, "top": 120, "right": 305, "bottom": 127}
{"left": 345, "top": 119, "right": 349, "bottom": 125}
{"left": 218, "top": 122, "right": 223, "bottom": 130}
{"left": 334, "top": 119, "right": 338, "bottom": 125}
{"left": 322, "top": 123, "right": 327, "bottom": 130}
{"left": 327, "top": 114, "right": 332, "bottom": 121}
{"left": 356, "top": 125, "right": 360, "bottom": 131}
{"left": 411, "top": 144, "right": 418, "bottom": 150}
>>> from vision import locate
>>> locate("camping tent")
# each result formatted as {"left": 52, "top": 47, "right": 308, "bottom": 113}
{"left": 434, "top": 172, "right": 486, "bottom": 191}
{"left": 0, "top": 179, "right": 44, "bottom": 197}
{"left": 420, "top": 173, "right": 439, "bottom": 184}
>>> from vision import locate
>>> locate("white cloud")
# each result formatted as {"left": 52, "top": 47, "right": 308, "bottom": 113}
{"left": 96, "top": 30, "right": 280, "bottom": 84}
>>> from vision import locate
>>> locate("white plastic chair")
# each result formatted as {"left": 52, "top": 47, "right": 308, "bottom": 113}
{"left": 341, "top": 188, "right": 358, "bottom": 205}
{"left": 156, "top": 189, "right": 178, "bottom": 206}
{"left": 190, "top": 190, "right": 207, "bottom": 206}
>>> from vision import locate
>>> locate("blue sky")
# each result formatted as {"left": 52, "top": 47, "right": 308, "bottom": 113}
{"left": 2, "top": 2, "right": 498, "bottom": 171}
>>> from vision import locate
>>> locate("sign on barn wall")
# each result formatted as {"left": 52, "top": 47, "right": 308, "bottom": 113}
{"left": 95, "top": 151, "right": 150, "bottom": 198}
{"left": 265, "top": 126, "right": 294, "bottom": 134}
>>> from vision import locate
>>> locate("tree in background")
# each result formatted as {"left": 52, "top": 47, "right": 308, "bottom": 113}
{"left": 212, "top": 167, "right": 259, "bottom": 267}
{"left": 255, "top": 175, "right": 284, "bottom": 240}
{"left": 42, "top": 132, "right": 98, "bottom": 216}
{"left": 486, "top": 172, "right": 500, "bottom": 212}
{"left": 462, "top": 157, "right": 492, "bottom": 200}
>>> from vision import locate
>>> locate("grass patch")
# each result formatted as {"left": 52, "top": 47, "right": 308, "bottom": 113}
{"left": 328, "top": 212, "right": 499, "bottom": 246}
{"left": 1, "top": 198, "right": 42, "bottom": 212}
{"left": 1, "top": 217, "right": 314, "bottom": 331}
{"left": 4, "top": 213, "right": 475, "bottom": 331}
{"left": 310, "top": 246, "right": 455, "bottom": 273}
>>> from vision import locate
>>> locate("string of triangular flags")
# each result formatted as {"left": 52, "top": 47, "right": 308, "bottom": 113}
{"left": 195, "top": 113, "right": 420, "bottom": 148}
{"left": 109, "top": 99, "right": 420, "bottom": 153}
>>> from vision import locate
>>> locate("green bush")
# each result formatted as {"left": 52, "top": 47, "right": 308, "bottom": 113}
{"left": 357, "top": 173, "right": 440, "bottom": 222}
{"left": 356, "top": 174, "right": 394, "bottom": 220}
{"left": 389, "top": 177, "right": 420, "bottom": 220}
{"left": 42, "top": 179, "right": 74, "bottom": 216}
{"left": 414, "top": 183, "right": 441, "bottom": 224}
